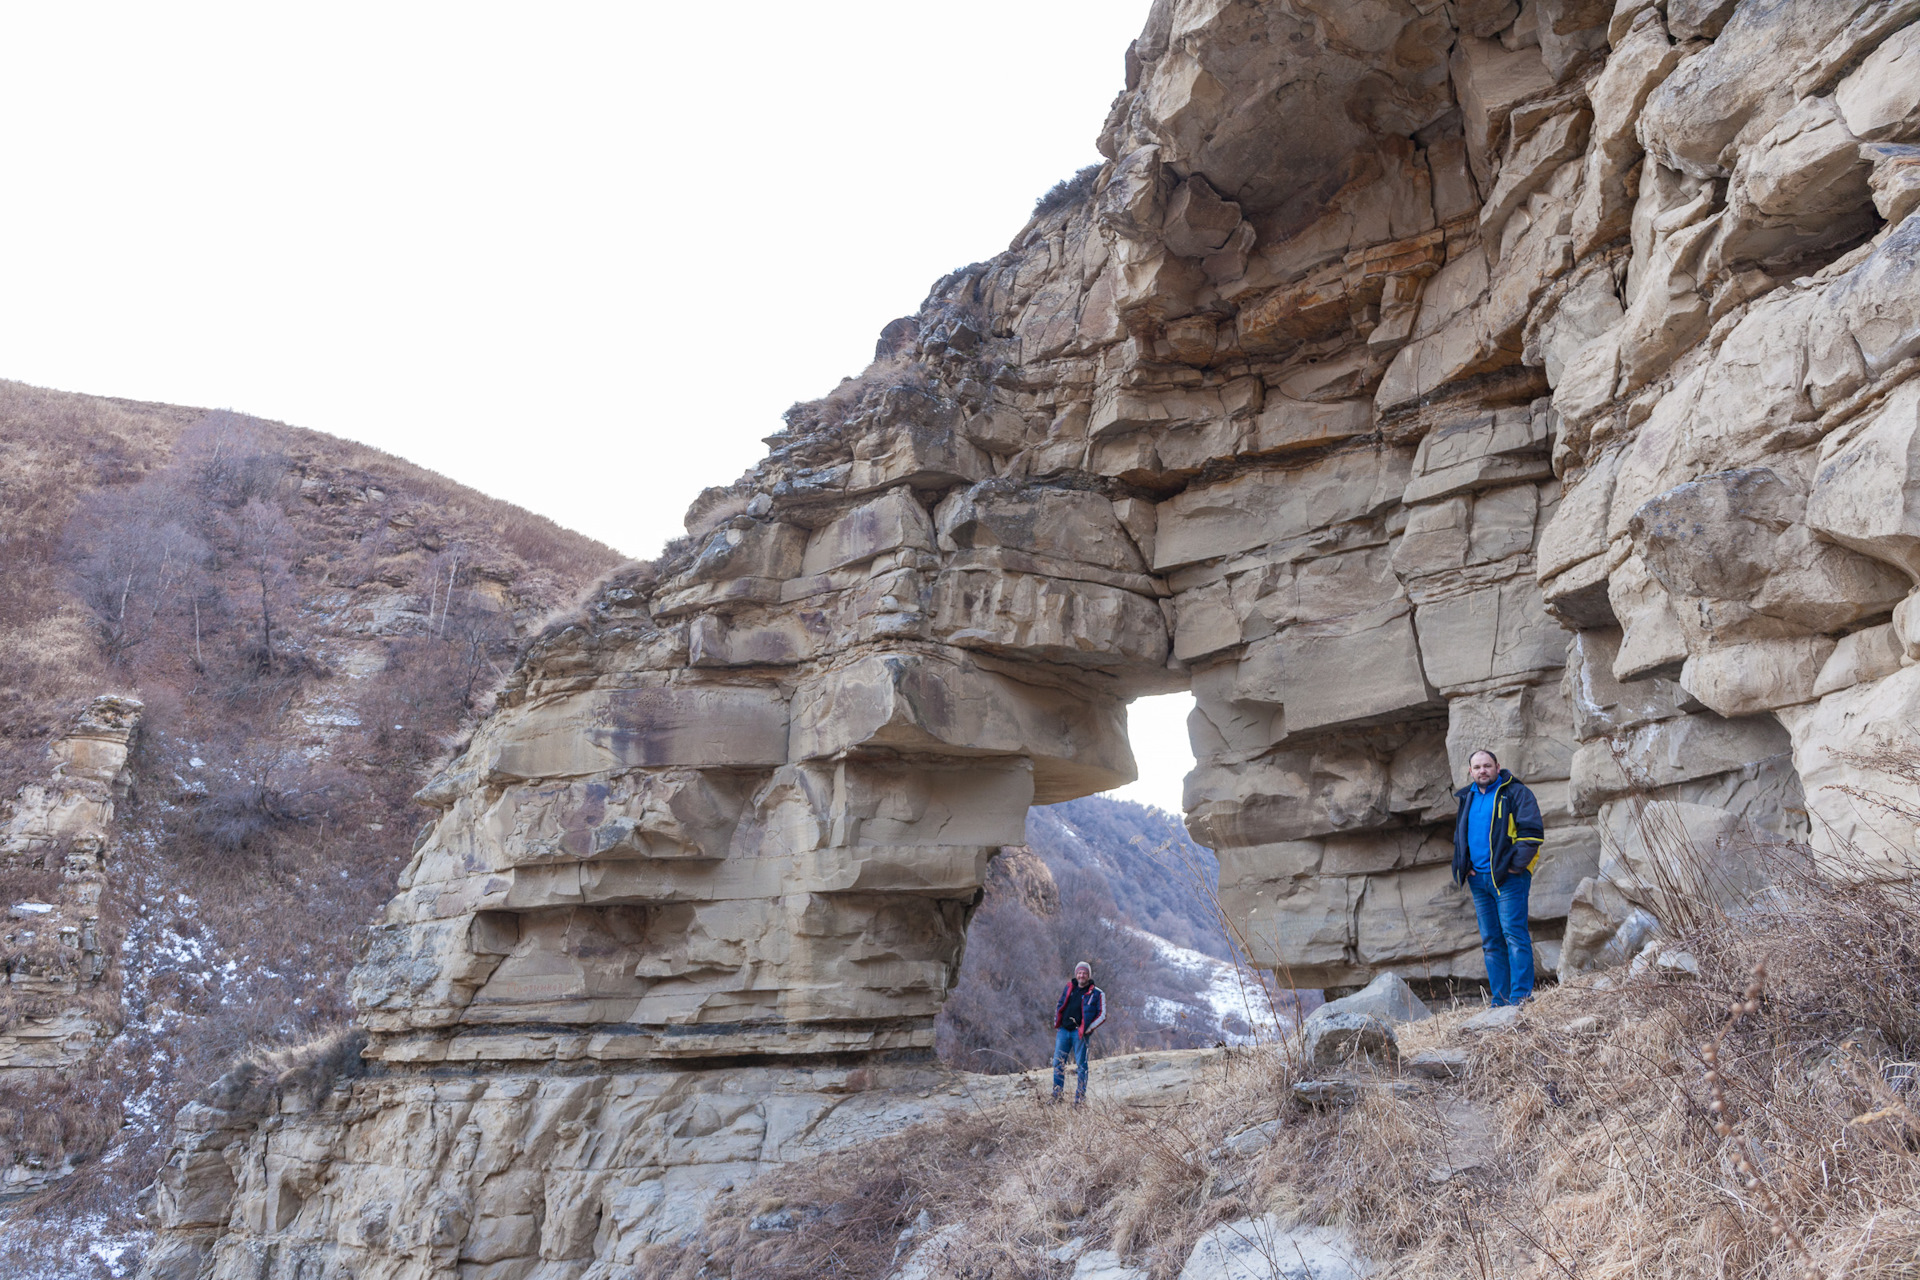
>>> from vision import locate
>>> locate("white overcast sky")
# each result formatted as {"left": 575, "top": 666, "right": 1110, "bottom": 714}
{"left": 0, "top": 0, "right": 1194, "bottom": 812}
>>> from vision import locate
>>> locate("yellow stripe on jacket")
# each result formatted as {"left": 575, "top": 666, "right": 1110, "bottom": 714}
{"left": 1509, "top": 812, "right": 1545, "bottom": 872}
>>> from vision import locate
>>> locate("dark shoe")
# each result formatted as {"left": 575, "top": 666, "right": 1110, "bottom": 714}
{"left": 1050, "top": 1090, "right": 1063, "bottom": 1104}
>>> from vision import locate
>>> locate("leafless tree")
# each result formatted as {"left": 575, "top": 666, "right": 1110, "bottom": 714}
{"left": 65, "top": 489, "right": 210, "bottom": 664}
{"left": 215, "top": 498, "right": 298, "bottom": 677}
{"left": 175, "top": 411, "right": 287, "bottom": 510}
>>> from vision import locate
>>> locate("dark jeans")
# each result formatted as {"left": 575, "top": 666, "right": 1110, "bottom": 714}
{"left": 1051, "top": 1027, "right": 1088, "bottom": 1099}
{"left": 1468, "top": 870, "right": 1534, "bottom": 1006}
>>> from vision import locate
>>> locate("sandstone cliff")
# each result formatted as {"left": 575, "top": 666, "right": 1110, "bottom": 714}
{"left": 141, "top": 0, "right": 1920, "bottom": 1275}
{"left": 0, "top": 695, "right": 140, "bottom": 1196}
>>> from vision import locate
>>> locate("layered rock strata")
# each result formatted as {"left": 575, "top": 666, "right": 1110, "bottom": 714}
{"left": 2, "top": 695, "right": 140, "bottom": 1193}
{"left": 143, "top": 1047, "right": 1218, "bottom": 1280}
{"left": 146, "top": 0, "right": 1920, "bottom": 1272}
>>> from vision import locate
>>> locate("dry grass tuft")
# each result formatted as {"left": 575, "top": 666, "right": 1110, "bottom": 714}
{"left": 198, "top": 1026, "right": 369, "bottom": 1122}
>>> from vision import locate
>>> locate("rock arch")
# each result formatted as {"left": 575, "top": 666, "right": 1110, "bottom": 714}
{"left": 355, "top": 474, "right": 1177, "bottom": 1065}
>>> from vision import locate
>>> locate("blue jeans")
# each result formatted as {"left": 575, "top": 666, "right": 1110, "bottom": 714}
{"left": 1051, "top": 1027, "right": 1088, "bottom": 1099}
{"left": 1468, "top": 870, "right": 1534, "bottom": 1006}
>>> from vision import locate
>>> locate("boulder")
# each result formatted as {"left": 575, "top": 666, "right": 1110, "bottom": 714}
{"left": 1217, "top": 1119, "right": 1287, "bottom": 1158}
{"left": 1300, "top": 1013, "right": 1399, "bottom": 1070}
{"left": 1776, "top": 664, "right": 1920, "bottom": 878}
{"left": 1462, "top": 1005, "right": 1522, "bottom": 1031}
{"left": 1234, "top": 604, "right": 1439, "bottom": 734}
{"left": 1835, "top": 21, "right": 1920, "bottom": 142}
{"left": 1406, "top": 1048, "right": 1470, "bottom": 1080}
{"left": 1807, "top": 381, "right": 1920, "bottom": 577}
{"left": 1812, "top": 624, "right": 1903, "bottom": 697}
{"left": 1308, "top": 971, "right": 1432, "bottom": 1028}
{"left": 1178, "top": 1216, "right": 1373, "bottom": 1280}
{"left": 1075, "top": 1250, "right": 1150, "bottom": 1280}
{"left": 1153, "top": 448, "right": 1412, "bottom": 571}
{"left": 1678, "top": 637, "right": 1836, "bottom": 718}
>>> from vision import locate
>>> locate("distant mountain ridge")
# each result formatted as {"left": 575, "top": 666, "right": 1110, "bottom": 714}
{"left": 1027, "top": 796, "right": 1230, "bottom": 958}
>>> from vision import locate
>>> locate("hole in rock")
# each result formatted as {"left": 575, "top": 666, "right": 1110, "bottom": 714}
{"left": 1102, "top": 691, "right": 1197, "bottom": 816}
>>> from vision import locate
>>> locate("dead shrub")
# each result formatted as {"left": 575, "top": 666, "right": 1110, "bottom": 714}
{"left": 1033, "top": 164, "right": 1101, "bottom": 217}
{"left": 200, "top": 1027, "right": 369, "bottom": 1123}
{"left": 0, "top": 1070, "right": 124, "bottom": 1180}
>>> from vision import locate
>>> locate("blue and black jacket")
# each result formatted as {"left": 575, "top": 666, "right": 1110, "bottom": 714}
{"left": 1054, "top": 980, "right": 1107, "bottom": 1034}
{"left": 1451, "top": 769, "right": 1545, "bottom": 888}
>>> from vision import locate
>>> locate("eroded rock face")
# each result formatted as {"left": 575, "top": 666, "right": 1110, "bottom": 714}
{"left": 146, "top": 0, "right": 1920, "bottom": 1270}
{"left": 1, "top": 694, "right": 140, "bottom": 1194}
{"left": 141, "top": 1048, "right": 1224, "bottom": 1280}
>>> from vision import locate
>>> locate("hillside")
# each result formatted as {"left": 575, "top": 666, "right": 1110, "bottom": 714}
{"left": 0, "top": 381, "right": 624, "bottom": 1249}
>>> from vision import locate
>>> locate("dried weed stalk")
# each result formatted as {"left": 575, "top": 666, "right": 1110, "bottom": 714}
{"left": 1700, "top": 964, "right": 1820, "bottom": 1279}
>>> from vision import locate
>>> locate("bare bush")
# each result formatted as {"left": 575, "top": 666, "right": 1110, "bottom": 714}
{"left": 63, "top": 489, "right": 208, "bottom": 665}
{"left": 186, "top": 741, "right": 336, "bottom": 855}
{"left": 174, "top": 411, "right": 288, "bottom": 510}
{"left": 212, "top": 497, "right": 300, "bottom": 679}
{"left": 1033, "top": 163, "right": 1102, "bottom": 217}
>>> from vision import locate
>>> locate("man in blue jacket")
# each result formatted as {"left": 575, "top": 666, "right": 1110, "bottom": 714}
{"left": 1451, "top": 749, "right": 1546, "bottom": 1007}
{"left": 1051, "top": 961, "right": 1106, "bottom": 1104}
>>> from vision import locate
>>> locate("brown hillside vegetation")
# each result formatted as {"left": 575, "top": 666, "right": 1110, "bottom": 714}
{"left": 0, "top": 380, "right": 622, "bottom": 1257}
{"left": 660, "top": 849, "right": 1920, "bottom": 1279}
{"left": 935, "top": 802, "right": 1251, "bottom": 1077}
{"left": 0, "top": 379, "right": 618, "bottom": 797}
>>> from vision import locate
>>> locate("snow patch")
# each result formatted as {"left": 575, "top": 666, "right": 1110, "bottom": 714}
{"left": 1131, "top": 928, "right": 1293, "bottom": 1043}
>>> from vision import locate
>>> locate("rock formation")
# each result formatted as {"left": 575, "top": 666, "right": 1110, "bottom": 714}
{"left": 145, "top": 0, "right": 1920, "bottom": 1273}
{"left": 1, "top": 694, "right": 140, "bottom": 1194}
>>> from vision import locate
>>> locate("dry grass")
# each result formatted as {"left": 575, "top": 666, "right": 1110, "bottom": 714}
{"left": 778, "top": 349, "right": 932, "bottom": 439}
{"left": 197, "top": 1026, "right": 369, "bottom": 1122}
{"left": 649, "top": 1050, "right": 1305, "bottom": 1280}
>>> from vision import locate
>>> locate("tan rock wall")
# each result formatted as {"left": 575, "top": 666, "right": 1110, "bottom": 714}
{"left": 1, "top": 694, "right": 140, "bottom": 1194}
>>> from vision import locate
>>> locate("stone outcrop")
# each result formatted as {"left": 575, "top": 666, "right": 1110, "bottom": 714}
{"left": 2, "top": 694, "right": 140, "bottom": 1194}
{"left": 145, "top": 0, "right": 1920, "bottom": 1272}
{"left": 143, "top": 1046, "right": 1222, "bottom": 1280}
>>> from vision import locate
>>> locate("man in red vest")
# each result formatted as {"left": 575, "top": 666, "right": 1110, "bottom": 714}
{"left": 1051, "top": 961, "right": 1107, "bottom": 1104}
